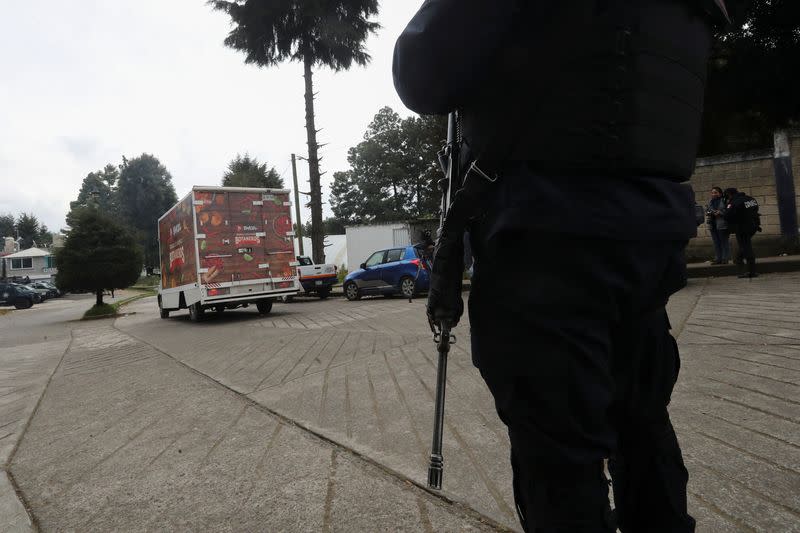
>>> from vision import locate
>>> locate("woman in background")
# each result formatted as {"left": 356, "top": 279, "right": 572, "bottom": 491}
{"left": 707, "top": 186, "right": 730, "bottom": 264}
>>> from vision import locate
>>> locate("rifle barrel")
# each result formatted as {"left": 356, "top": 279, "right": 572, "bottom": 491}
{"left": 428, "top": 325, "right": 450, "bottom": 489}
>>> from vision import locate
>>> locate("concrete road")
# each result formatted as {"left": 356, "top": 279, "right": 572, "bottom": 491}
{"left": 3, "top": 276, "right": 800, "bottom": 532}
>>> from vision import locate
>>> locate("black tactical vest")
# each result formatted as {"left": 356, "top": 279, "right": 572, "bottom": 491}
{"left": 461, "top": 0, "right": 722, "bottom": 181}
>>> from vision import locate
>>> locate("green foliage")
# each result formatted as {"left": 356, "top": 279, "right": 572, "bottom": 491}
{"left": 66, "top": 164, "right": 119, "bottom": 228}
{"left": 209, "top": 0, "right": 380, "bottom": 71}
{"left": 116, "top": 154, "right": 177, "bottom": 269}
{"left": 56, "top": 209, "right": 143, "bottom": 306}
{"left": 302, "top": 217, "right": 346, "bottom": 236}
{"left": 222, "top": 154, "right": 284, "bottom": 188}
{"left": 700, "top": 0, "right": 800, "bottom": 154}
{"left": 330, "top": 107, "right": 446, "bottom": 224}
{"left": 83, "top": 303, "right": 117, "bottom": 319}
{"left": 15, "top": 213, "right": 51, "bottom": 249}
{"left": 0, "top": 213, "right": 14, "bottom": 239}
{"left": 337, "top": 265, "right": 348, "bottom": 284}
{"left": 134, "top": 275, "right": 160, "bottom": 288}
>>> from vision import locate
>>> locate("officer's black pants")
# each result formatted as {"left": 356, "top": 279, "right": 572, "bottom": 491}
{"left": 469, "top": 229, "right": 695, "bottom": 533}
{"left": 734, "top": 230, "right": 756, "bottom": 265}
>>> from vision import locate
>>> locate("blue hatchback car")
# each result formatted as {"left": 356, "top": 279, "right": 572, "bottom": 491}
{"left": 344, "top": 245, "right": 431, "bottom": 300}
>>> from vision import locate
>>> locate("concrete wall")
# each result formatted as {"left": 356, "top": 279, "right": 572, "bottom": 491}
{"left": 687, "top": 131, "right": 800, "bottom": 259}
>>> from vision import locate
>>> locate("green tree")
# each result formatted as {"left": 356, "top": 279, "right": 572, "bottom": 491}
{"left": 116, "top": 154, "right": 177, "bottom": 270}
{"left": 222, "top": 154, "right": 284, "bottom": 188}
{"left": 210, "top": 0, "right": 380, "bottom": 264}
{"left": 56, "top": 209, "right": 142, "bottom": 307}
{"left": 700, "top": 0, "right": 800, "bottom": 154}
{"left": 330, "top": 108, "right": 446, "bottom": 223}
{"left": 15, "top": 213, "right": 51, "bottom": 249}
{"left": 302, "top": 217, "right": 346, "bottom": 237}
{"left": 66, "top": 164, "right": 119, "bottom": 229}
{"left": 0, "top": 213, "right": 15, "bottom": 239}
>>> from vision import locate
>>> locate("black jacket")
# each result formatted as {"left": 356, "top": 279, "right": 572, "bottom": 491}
{"left": 394, "top": 1, "right": 717, "bottom": 179}
{"left": 724, "top": 193, "right": 761, "bottom": 234}
{"left": 392, "top": 0, "right": 717, "bottom": 241}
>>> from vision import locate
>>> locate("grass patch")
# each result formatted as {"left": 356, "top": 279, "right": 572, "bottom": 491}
{"left": 83, "top": 303, "right": 117, "bottom": 319}
{"left": 132, "top": 275, "right": 160, "bottom": 290}
{"left": 116, "top": 290, "right": 156, "bottom": 308}
{"left": 81, "top": 289, "right": 156, "bottom": 320}
{"left": 0, "top": 309, "right": 10, "bottom": 317}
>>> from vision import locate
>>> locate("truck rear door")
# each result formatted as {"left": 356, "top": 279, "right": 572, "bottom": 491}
{"left": 259, "top": 191, "right": 296, "bottom": 291}
{"left": 227, "top": 191, "right": 270, "bottom": 283}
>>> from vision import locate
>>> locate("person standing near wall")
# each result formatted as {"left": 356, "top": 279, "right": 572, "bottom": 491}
{"left": 724, "top": 187, "right": 761, "bottom": 278}
{"left": 394, "top": 1, "right": 731, "bottom": 531}
{"left": 706, "top": 186, "right": 730, "bottom": 264}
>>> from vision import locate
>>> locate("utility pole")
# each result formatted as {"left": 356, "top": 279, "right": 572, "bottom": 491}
{"left": 291, "top": 154, "right": 304, "bottom": 256}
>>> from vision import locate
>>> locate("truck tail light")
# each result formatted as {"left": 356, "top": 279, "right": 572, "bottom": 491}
{"left": 207, "top": 287, "right": 230, "bottom": 296}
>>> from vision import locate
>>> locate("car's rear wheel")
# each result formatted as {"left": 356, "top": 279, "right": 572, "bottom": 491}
{"left": 256, "top": 300, "right": 273, "bottom": 314}
{"left": 344, "top": 282, "right": 360, "bottom": 301}
{"left": 400, "top": 277, "right": 416, "bottom": 299}
{"left": 14, "top": 297, "right": 32, "bottom": 310}
{"left": 188, "top": 302, "right": 204, "bottom": 322}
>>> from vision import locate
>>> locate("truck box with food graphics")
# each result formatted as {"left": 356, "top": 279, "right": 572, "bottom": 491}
{"left": 157, "top": 186, "right": 300, "bottom": 321}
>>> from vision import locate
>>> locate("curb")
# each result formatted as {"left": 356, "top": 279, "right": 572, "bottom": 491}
{"left": 687, "top": 257, "right": 800, "bottom": 278}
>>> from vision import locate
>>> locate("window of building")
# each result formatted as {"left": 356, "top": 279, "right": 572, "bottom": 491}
{"left": 11, "top": 258, "right": 33, "bottom": 269}
{"left": 45, "top": 256, "right": 56, "bottom": 268}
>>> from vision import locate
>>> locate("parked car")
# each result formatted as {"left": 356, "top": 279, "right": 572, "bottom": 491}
{"left": 29, "top": 281, "right": 60, "bottom": 298}
{"left": 22, "top": 283, "right": 50, "bottom": 302}
{"left": 343, "top": 245, "right": 431, "bottom": 301}
{"left": 0, "top": 282, "right": 35, "bottom": 309}
{"left": 36, "top": 281, "right": 62, "bottom": 297}
{"left": 12, "top": 283, "right": 43, "bottom": 303}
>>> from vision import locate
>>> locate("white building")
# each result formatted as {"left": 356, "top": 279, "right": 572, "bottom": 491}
{"left": 2, "top": 247, "right": 58, "bottom": 281}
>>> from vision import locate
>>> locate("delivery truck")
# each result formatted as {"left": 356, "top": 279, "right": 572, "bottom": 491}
{"left": 157, "top": 186, "right": 300, "bottom": 321}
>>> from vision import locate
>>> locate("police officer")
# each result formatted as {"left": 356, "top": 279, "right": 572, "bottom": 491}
{"left": 394, "top": 1, "right": 731, "bottom": 532}
{"left": 724, "top": 187, "right": 761, "bottom": 278}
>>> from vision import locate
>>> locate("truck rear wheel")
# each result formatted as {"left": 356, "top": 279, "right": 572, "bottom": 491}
{"left": 256, "top": 300, "right": 273, "bottom": 314}
{"left": 317, "top": 287, "right": 331, "bottom": 300}
{"left": 188, "top": 302, "right": 205, "bottom": 322}
{"left": 158, "top": 296, "right": 169, "bottom": 319}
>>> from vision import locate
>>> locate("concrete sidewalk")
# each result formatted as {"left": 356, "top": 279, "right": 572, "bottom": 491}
{"left": 3, "top": 273, "right": 799, "bottom": 531}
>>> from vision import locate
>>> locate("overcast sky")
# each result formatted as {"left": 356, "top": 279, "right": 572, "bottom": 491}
{"left": 0, "top": 1, "right": 421, "bottom": 234}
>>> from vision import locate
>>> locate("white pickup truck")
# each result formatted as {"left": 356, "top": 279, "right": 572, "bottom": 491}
{"left": 295, "top": 256, "right": 338, "bottom": 299}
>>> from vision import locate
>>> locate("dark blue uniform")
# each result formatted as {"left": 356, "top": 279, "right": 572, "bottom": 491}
{"left": 724, "top": 190, "right": 761, "bottom": 277}
{"left": 394, "top": 1, "right": 722, "bottom": 531}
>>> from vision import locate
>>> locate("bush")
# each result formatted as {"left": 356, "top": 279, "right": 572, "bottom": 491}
{"left": 337, "top": 265, "right": 348, "bottom": 284}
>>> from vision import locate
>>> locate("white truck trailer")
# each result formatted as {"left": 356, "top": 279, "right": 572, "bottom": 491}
{"left": 157, "top": 186, "right": 300, "bottom": 321}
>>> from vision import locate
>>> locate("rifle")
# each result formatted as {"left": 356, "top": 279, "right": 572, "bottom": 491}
{"left": 427, "top": 111, "right": 460, "bottom": 490}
